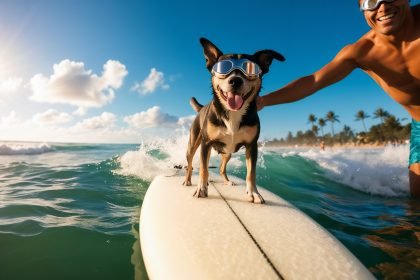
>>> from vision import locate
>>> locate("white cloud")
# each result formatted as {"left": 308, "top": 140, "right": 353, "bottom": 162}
{"left": 102, "top": 60, "right": 127, "bottom": 89}
{"left": 177, "top": 115, "right": 195, "bottom": 129}
{"left": 0, "top": 77, "right": 23, "bottom": 95}
{"left": 73, "top": 107, "right": 88, "bottom": 116}
{"left": 0, "top": 110, "right": 137, "bottom": 143}
{"left": 131, "top": 68, "right": 169, "bottom": 95}
{"left": 1, "top": 111, "right": 20, "bottom": 126}
{"left": 124, "top": 106, "right": 178, "bottom": 129}
{"left": 32, "top": 109, "right": 73, "bottom": 125}
{"left": 29, "top": 59, "right": 128, "bottom": 110}
{"left": 73, "top": 112, "right": 117, "bottom": 130}
{"left": 0, "top": 108, "right": 196, "bottom": 143}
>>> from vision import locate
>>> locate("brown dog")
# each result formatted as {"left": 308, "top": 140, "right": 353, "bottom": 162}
{"left": 183, "top": 38, "right": 284, "bottom": 203}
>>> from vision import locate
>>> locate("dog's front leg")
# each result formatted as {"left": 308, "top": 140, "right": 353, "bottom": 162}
{"left": 220, "top": 153, "right": 235, "bottom": 186}
{"left": 245, "top": 142, "right": 265, "bottom": 204}
{"left": 193, "top": 142, "right": 211, "bottom": 198}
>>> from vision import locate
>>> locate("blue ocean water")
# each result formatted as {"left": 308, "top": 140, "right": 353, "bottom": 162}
{"left": 0, "top": 138, "right": 418, "bottom": 280}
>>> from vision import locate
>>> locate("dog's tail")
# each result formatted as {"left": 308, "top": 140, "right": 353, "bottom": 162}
{"left": 190, "top": 97, "right": 204, "bottom": 112}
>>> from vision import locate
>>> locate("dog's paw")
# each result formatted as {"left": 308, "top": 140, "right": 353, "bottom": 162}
{"left": 182, "top": 180, "right": 192, "bottom": 186}
{"left": 247, "top": 191, "right": 265, "bottom": 204}
{"left": 224, "top": 180, "right": 235, "bottom": 186}
{"left": 193, "top": 185, "right": 208, "bottom": 198}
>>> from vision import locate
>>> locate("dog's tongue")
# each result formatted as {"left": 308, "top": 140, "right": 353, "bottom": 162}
{"left": 227, "top": 92, "right": 244, "bottom": 111}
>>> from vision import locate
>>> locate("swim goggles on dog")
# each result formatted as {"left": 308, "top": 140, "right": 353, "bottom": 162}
{"left": 360, "top": 0, "right": 395, "bottom": 11}
{"left": 212, "top": 59, "right": 262, "bottom": 79}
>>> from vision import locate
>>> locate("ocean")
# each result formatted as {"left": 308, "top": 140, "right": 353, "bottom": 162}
{"left": 0, "top": 137, "right": 418, "bottom": 280}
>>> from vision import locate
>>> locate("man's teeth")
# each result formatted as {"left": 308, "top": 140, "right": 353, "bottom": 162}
{"left": 378, "top": 14, "right": 394, "bottom": 21}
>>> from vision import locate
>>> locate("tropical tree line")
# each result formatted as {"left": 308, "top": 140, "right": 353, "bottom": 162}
{"left": 267, "top": 108, "right": 411, "bottom": 147}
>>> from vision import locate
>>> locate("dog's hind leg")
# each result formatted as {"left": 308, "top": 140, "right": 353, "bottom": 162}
{"left": 245, "top": 142, "right": 265, "bottom": 204}
{"left": 220, "top": 153, "right": 235, "bottom": 186}
{"left": 193, "top": 142, "right": 211, "bottom": 198}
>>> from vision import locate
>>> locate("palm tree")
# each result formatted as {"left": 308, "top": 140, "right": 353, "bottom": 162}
{"left": 355, "top": 110, "right": 370, "bottom": 132}
{"left": 338, "top": 125, "right": 354, "bottom": 144}
{"left": 318, "top": 118, "right": 326, "bottom": 137}
{"left": 308, "top": 114, "right": 317, "bottom": 126}
{"left": 373, "top": 108, "right": 390, "bottom": 125}
{"left": 311, "top": 125, "right": 319, "bottom": 136}
{"left": 325, "top": 111, "right": 340, "bottom": 136}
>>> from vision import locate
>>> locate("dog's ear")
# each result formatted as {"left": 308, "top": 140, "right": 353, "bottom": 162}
{"left": 253, "top": 50, "right": 285, "bottom": 74}
{"left": 200, "top": 38, "right": 223, "bottom": 71}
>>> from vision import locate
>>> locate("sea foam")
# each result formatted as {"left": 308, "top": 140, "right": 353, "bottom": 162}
{"left": 287, "top": 145, "right": 409, "bottom": 197}
{"left": 117, "top": 134, "right": 246, "bottom": 181}
{"left": 118, "top": 134, "right": 410, "bottom": 197}
{"left": 117, "top": 135, "right": 192, "bottom": 180}
{"left": 0, "top": 142, "right": 53, "bottom": 155}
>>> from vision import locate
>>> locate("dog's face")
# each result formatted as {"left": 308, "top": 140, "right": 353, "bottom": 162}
{"left": 200, "top": 38, "right": 285, "bottom": 112}
{"left": 211, "top": 54, "right": 261, "bottom": 112}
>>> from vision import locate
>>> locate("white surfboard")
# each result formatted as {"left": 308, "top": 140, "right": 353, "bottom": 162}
{"left": 140, "top": 174, "right": 375, "bottom": 280}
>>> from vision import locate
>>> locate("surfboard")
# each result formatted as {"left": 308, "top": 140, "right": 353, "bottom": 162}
{"left": 140, "top": 174, "right": 375, "bottom": 280}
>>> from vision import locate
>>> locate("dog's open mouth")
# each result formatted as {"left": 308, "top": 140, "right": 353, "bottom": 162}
{"left": 217, "top": 86, "right": 253, "bottom": 111}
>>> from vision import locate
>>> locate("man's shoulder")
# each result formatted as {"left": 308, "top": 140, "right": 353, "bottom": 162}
{"left": 332, "top": 34, "right": 375, "bottom": 68}
{"left": 344, "top": 34, "right": 375, "bottom": 57}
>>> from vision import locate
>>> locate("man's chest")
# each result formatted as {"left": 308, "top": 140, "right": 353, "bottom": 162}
{"left": 365, "top": 39, "right": 420, "bottom": 86}
{"left": 404, "top": 38, "right": 420, "bottom": 81}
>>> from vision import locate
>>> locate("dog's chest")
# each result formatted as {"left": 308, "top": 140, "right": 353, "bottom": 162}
{"left": 207, "top": 115, "right": 257, "bottom": 154}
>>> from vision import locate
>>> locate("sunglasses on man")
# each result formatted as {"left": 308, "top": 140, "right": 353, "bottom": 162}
{"left": 360, "top": 0, "right": 396, "bottom": 11}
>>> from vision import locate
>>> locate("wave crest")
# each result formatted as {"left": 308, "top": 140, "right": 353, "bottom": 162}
{"left": 290, "top": 145, "right": 409, "bottom": 197}
{"left": 116, "top": 136, "right": 190, "bottom": 181}
{"left": 0, "top": 143, "right": 53, "bottom": 155}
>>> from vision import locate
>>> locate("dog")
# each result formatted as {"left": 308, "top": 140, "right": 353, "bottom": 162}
{"left": 183, "top": 38, "right": 285, "bottom": 204}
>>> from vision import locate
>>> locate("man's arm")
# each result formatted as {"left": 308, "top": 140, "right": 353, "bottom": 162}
{"left": 259, "top": 44, "right": 359, "bottom": 108}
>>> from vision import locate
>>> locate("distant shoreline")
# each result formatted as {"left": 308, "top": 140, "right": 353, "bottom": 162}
{"left": 262, "top": 142, "right": 408, "bottom": 150}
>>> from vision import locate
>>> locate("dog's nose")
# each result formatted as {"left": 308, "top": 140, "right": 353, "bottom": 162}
{"left": 228, "top": 76, "right": 243, "bottom": 89}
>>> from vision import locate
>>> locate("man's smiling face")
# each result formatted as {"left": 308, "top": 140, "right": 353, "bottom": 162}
{"left": 360, "top": 0, "right": 411, "bottom": 35}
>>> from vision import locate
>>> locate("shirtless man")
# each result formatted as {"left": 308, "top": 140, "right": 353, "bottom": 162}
{"left": 258, "top": 0, "right": 420, "bottom": 196}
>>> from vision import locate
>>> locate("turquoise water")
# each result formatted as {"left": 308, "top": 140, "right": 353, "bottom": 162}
{"left": 0, "top": 141, "right": 419, "bottom": 280}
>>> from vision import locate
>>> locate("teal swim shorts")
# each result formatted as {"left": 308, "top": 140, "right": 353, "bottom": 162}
{"left": 409, "top": 119, "right": 420, "bottom": 166}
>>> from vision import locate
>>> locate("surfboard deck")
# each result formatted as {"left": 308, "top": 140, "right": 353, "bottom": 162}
{"left": 140, "top": 174, "right": 374, "bottom": 280}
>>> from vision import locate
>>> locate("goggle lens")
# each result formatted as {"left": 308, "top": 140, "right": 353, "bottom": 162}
{"left": 243, "top": 61, "right": 259, "bottom": 75}
{"left": 212, "top": 59, "right": 261, "bottom": 78}
{"left": 361, "top": 0, "right": 395, "bottom": 11}
{"left": 214, "top": 60, "right": 234, "bottom": 74}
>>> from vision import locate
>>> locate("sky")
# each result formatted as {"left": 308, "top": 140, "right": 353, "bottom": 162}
{"left": 0, "top": 0, "right": 419, "bottom": 143}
